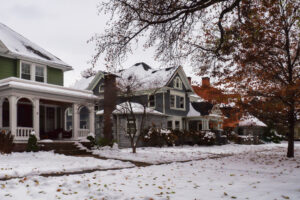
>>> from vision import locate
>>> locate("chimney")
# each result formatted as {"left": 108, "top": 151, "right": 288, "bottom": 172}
{"left": 202, "top": 77, "right": 210, "bottom": 87}
{"left": 187, "top": 77, "right": 192, "bottom": 85}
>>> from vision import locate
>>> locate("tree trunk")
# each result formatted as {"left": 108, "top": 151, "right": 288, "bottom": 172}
{"left": 130, "top": 138, "right": 136, "bottom": 153}
{"left": 287, "top": 105, "right": 295, "bottom": 158}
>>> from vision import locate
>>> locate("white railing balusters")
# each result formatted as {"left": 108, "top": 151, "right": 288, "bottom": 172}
{"left": 15, "top": 127, "right": 34, "bottom": 140}
{"left": 78, "top": 129, "right": 89, "bottom": 138}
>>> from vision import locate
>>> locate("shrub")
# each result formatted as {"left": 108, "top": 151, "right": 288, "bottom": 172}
{"left": 26, "top": 132, "right": 39, "bottom": 152}
{"left": 199, "top": 131, "right": 216, "bottom": 145}
{"left": 96, "top": 137, "right": 116, "bottom": 147}
{"left": 262, "top": 129, "right": 285, "bottom": 143}
{"left": 0, "top": 130, "right": 14, "bottom": 154}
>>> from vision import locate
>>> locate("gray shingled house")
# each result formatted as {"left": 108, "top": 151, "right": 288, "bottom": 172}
{"left": 73, "top": 62, "right": 224, "bottom": 147}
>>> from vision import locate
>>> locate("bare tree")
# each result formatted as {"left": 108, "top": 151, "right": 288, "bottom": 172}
{"left": 116, "top": 75, "right": 161, "bottom": 153}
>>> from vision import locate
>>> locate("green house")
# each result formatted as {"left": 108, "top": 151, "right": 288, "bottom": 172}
{"left": 0, "top": 22, "right": 96, "bottom": 145}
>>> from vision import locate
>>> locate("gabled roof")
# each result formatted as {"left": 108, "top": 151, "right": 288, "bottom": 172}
{"left": 239, "top": 115, "right": 267, "bottom": 127}
{"left": 116, "top": 62, "right": 179, "bottom": 91}
{"left": 71, "top": 70, "right": 116, "bottom": 91}
{"left": 0, "top": 22, "right": 72, "bottom": 71}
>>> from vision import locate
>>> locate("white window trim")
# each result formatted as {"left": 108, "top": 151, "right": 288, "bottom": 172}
{"left": 173, "top": 77, "right": 182, "bottom": 90}
{"left": 148, "top": 94, "right": 156, "bottom": 108}
{"left": 170, "top": 91, "right": 186, "bottom": 111}
{"left": 99, "top": 83, "right": 104, "bottom": 93}
{"left": 20, "top": 61, "right": 47, "bottom": 83}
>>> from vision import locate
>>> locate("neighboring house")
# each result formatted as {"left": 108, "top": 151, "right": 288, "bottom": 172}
{"left": 236, "top": 115, "right": 267, "bottom": 136}
{"left": 0, "top": 22, "right": 97, "bottom": 144}
{"left": 73, "top": 62, "right": 223, "bottom": 147}
{"left": 192, "top": 77, "right": 242, "bottom": 130}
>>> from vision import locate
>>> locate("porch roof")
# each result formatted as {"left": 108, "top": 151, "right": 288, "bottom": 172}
{"left": 0, "top": 77, "right": 98, "bottom": 100}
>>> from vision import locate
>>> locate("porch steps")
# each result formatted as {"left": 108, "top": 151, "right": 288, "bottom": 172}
{"left": 39, "top": 142, "right": 92, "bottom": 156}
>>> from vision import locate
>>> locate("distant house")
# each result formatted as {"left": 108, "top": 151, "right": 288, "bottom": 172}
{"left": 73, "top": 63, "right": 223, "bottom": 147}
{"left": 236, "top": 115, "right": 267, "bottom": 136}
{"left": 0, "top": 22, "right": 96, "bottom": 145}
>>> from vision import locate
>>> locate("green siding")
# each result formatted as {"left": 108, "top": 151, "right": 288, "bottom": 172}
{"left": 47, "top": 66, "right": 64, "bottom": 86}
{"left": 0, "top": 56, "right": 17, "bottom": 80}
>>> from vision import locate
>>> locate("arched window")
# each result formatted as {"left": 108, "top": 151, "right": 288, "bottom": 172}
{"left": 173, "top": 77, "right": 182, "bottom": 89}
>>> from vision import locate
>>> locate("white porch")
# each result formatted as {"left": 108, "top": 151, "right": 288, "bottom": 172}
{"left": 0, "top": 78, "right": 97, "bottom": 142}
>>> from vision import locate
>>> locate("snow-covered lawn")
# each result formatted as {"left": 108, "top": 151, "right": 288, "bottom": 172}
{"left": 92, "top": 143, "right": 292, "bottom": 164}
{"left": 0, "top": 151, "right": 134, "bottom": 179}
{"left": 0, "top": 143, "right": 299, "bottom": 200}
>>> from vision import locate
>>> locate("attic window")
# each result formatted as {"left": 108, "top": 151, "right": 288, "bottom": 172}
{"left": 173, "top": 77, "right": 182, "bottom": 89}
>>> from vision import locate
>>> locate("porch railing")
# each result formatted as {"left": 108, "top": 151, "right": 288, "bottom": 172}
{"left": 78, "top": 129, "right": 89, "bottom": 138}
{"left": 16, "top": 127, "right": 34, "bottom": 140}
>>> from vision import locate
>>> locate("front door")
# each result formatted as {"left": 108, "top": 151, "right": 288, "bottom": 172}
{"left": 46, "top": 107, "right": 55, "bottom": 132}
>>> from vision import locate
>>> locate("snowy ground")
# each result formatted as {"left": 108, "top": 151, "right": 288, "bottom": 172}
{"left": 0, "top": 143, "right": 299, "bottom": 200}
{"left": 91, "top": 143, "right": 291, "bottom": 164}
{"left": 0, "top": 151, "right": 134, "bottom": 179}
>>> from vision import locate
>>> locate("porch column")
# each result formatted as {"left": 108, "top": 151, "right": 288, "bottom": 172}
{"left": 33, "top": 98, "right": 40, "bottom": 140}
{"left": 202, "top": 119, "right": 209, "bottom": 130}
{"left": 89, "top": 105, "right": 95, "bottom": 135}
{"left": 72, "top": 103, "right": 80, "bottom": 140}
{"left": 9, "top": 96, "right": 17, "bottom": 137}
{"left": 0, "top": 98, "right": 3, "bottom": 128}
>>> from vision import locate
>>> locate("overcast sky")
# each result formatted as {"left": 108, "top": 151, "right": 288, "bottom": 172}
{"left": 0, "top": 0, "right": 199, "bottom": 86}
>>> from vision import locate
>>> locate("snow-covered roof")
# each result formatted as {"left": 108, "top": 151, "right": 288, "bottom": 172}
{"left": 72, "top": 75, "right": 96, "bottom": 90}
{"left": 187, "top": 103, "right": 202, "bottom": 117}
{"left": 96, "top": 102, "right": 165, "bottom": 115}
{"left": 239, "top": 115, "right": 267, "bottom": 127}
{"left": 0, "top": 77, "right": 97, "bottom": 99}
{"left": 189, "top": 94, "right": 206, "bottom": 103}
{"left": 0, "top": 22, "right": 72, "bottom": 70}
{"left": 116, "top": 62, "right": 179, "bottom": 91}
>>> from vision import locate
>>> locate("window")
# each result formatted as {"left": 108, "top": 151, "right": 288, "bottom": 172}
{"left": 99, "top": 84, "right": 104, "bottom": 92}
{"left": 175, "top": 121, "right": 180, "bottom": 130}
{"left": 35, "top": 66, "right": 44, "bottom": 82}
{"left": 167, "top": 121, "right": 173, "bottom": 130}
{"left": 127, "top": 118, "right": 136, "bottom": 135}
{"left": 170, "top": 95, "right": 175, "bottom": 108}
{"left": 173, "top": 77, "right": 182, "bottom": 89}
{"left": 21, "top": 63, "right": 31, "bottom": 80}
{"left": 148, "top": 95, "right": 155, "bottom": 107}
{"left": 179, "top": 96, "right": 184, "bottom": 109}
{"left": 20, "top": 61, "right": 46, "bottom": 83}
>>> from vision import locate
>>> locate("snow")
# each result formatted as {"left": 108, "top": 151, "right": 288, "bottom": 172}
{"left": 0, "top": 143, "right": 299, "bottom": 200}
{"left": 116, "top": 63, "right": 178, "bottom": 90}
{"left": 0, "top": 77, "right": 97, "bottom": 99}
{"left": 0, "top": 23, "right": 71, "bottom": 69}
{"left": 0, "top": 151, "right": 134, "bottom": 179}
{"left": 91, "top": 143, "right": 290, "bottom": 164}
{"left": 239, "top": 114, "right": 267, "bottom": 127}
{"left": 187, "top": 103, "right": 201, "bottom": 117}
{"left": 96, "top": 102, "right": 165, "bottom": 115}
{"left": 72, "top": 75, "right": 96, "bottom": 90}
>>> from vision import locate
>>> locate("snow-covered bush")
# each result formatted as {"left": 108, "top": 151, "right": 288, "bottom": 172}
{"left": 0, "top": 130, "right": 14, "bottom": 154}
{"left": 26, "top": 133, "right": 39, "bottom": 152}
{"left": 262, "top": 129, "right": 285, "bottom": 143}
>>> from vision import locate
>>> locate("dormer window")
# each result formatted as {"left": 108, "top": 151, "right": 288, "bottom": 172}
{"left": 20, "top": 61, "right": 47, "bottom": 83}
{"left": 99, "top": 84, "right": 104, "bottom": 92}
{"left": 173, "top": 77, "right": 182, "bottom": 89}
